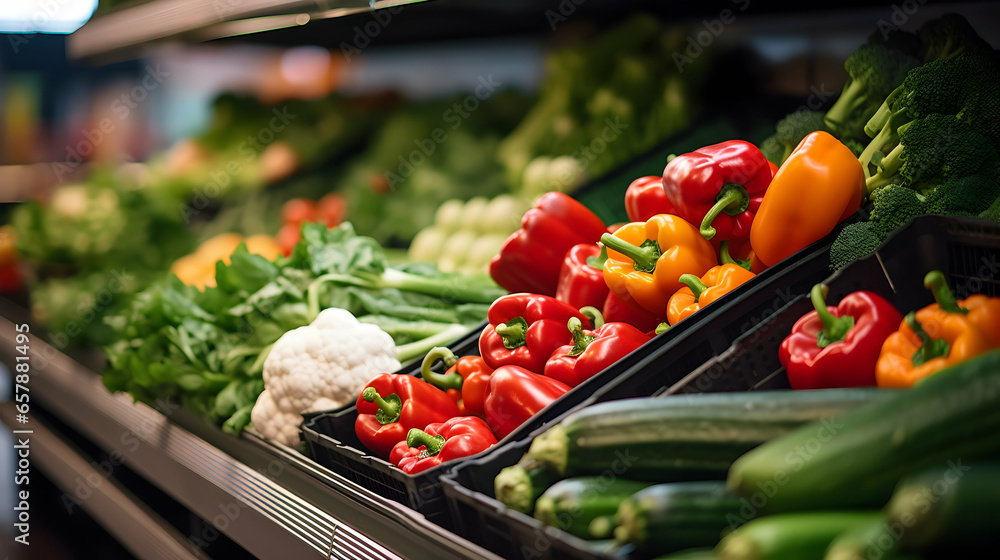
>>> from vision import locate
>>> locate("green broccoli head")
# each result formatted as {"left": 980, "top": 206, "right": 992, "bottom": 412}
{"left": 925, "top": 170, "right": 1000, "bottom": 216}
{"left": 868, "top": 184, "right": 932, "bottom": 236}
{"left": 830, "top": 221, "right": 885, "bottom": 271}
{"left": 917, "top": 13, "right": 993, "bottom": 63}
{"left": 865, "top": 113, "right": 997, "bottom": 194}
{"left": 825, "top": 44, "right": 920, "bottom": 142}
{"left": 768, "top": 110, "right": 829, "bottom": 164}
{"left": 979, "top": 195, "right": 1000, "bottom": 223}
{"left": 861, "top": 49, "right": 998, "bottom": 175}
{"left": 759, "top": 134, "right": 785, "bottom": 166}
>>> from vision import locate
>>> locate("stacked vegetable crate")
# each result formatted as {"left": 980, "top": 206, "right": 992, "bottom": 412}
{"left": 439, "top": 215, "right": 1000, "bottom": 560}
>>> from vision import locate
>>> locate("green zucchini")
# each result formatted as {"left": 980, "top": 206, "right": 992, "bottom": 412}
{"left": 728, "top": 350, "right": 1000, "bottom": 514}
{"left": 523, "top": 389, "right": 890, "bottom": 481}
{"left": 494, "top": 463, "right": 561, "bottom": 514}
{"left": 823, "top": 515, "right": 900, "bottom": 560}
{"left": 533, "top": 477, "right": 652, "bottom": 539}
{"left": 885, "top": 462, "right": 1000, "bottom": 550}
{"left": 716, "top": 511, "right": 882, "bottom": 560}
{"left": 615, "top": 481, "right": 742, "bottom": 553}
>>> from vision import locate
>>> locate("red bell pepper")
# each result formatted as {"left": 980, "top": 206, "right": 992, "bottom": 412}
{"left": 602, "top": 291, "right": 663, "bottom": 334}
{"left": 480, "top": 293, "right": 587, "bottom": 374}
{"left": 544, "top": 312, "right": 651, "bottom": 387}
{"left": 625, "top": 176, "right": 676, "bottom": 223}
{"left": 779, "top": 284, "right": 902, "bottom": 390}
{"left": 420, "top": 347, "right": 493, "bottom": 418}
{"left": 489, "top": 192, "right": 607, "bottom": 296}
{"left": 484, "top": 365, "right": 570, "bottom": 439}
{"left": 388, "top": 416, "right": 498, "bottom": 475}
{"left": 661, "top": 140, "right": 773, "bottom": 241}
{"left": 354, "top": 374, "right": 460, "bottom": 460}
{"left": 555, "top": 244, "right": 610, "bottom": 311}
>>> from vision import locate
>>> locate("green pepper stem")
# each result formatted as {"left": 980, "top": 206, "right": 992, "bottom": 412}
{"left": 420, "top": 347, "right": 463, "bottom": 391}
{"left": 654, "top": 322, "right": 670, "bottom": 335}
{"left": 700, "top": 184, "right": 750, "bottom": 240}
{"left": 600, "top": 233, "right": 661, "bottom": 273}
{"left": 567, "top": 317, "right": 597, "bottom": 357}
{"left": 719, "top": 240, "right": 752, "bottom": 271}
{"left": 495, "top": 316, "right": 528, "bottom": 350}
{"left": 906, "top": 312, "right": 951, "bottom": 367}
{"left": 924, "top": 270, "right": 967, "bottom": 314}
{"left": 362, "top": 387, "right": 401, "bottom": 424}
{"left": 678, "top": 274, "right": 708, "bottom": 302}
{"left": 811, "top": 284, "right": 855, "bottom": 348}
{"left": 579, "top": 306, "right": 604, "bottom": 329}
{"left": 586, "top": 244, "right": 609, "bottom": 270}
{"left": 406, "top": 428, "right": 446, "bottom": 456}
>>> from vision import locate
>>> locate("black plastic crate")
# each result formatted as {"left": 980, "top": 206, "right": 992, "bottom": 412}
{"left": 440, "top": 215, "right": 1000, "bottom": 560}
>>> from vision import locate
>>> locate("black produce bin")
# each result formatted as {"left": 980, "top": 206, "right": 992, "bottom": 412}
{"left": 440, "top": 215, "right": 1000, "bottom": 560}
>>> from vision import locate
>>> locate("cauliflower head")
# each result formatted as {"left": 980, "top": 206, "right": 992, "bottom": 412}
{"left": 262, "top": 307, "right": 401, "bottom": 414}
{"left": 251, "top": 389, "right": 303, "bottom": 447}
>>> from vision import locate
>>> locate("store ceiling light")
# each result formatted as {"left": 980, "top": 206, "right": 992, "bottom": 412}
{"left": 0, "top": 0, "right": 97, "bottom": 34}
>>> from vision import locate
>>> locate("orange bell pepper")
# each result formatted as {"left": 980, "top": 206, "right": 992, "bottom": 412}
{"left": 600, "top": 214, "right": 717, "bottom": 318}
{"left": 666, "top": 264, "right": 756, "bottom": 325}
{"left": 749, "top": 131, "right": 864, "bottom": 267}
{"left": 875, "top": 271, "right": 1000, "bottom": 388}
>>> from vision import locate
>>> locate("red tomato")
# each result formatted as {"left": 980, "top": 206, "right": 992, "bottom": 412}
{"left": 318, "top": 193, "right": 347, "bottom": 227}
{"left": 276, "top": 223, "right": 301, "bottom": 257}
{"left": 281, "top": 198, "right": 317, "bottom": 226}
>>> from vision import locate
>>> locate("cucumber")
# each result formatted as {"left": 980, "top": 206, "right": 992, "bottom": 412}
{"left": 494, "top": 463, "right": 562, "bottom": 515}
{"left": 524, "top": 389, "right": 890, "bottom": 481}
{"left": 885, "top": 462, "right": 1000, "bottom": 550}
{"left": 823, "top": 516, "right": 900, "bottom": 560}
{"left": 717, "top": 511, "right": 882, "bottom": 560}
{"left": 615, "top": 481, "right": 742, "bottom": 553}
{"left": 728, "top": 350, "right": 1000, "bottom": 513}
{"left": 533, "top": 477, "right": 652, "bottom": 540}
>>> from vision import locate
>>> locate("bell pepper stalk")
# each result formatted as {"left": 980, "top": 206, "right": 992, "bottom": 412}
{"left": 420, "top": 347, "right": 493, "bottom": 418}
{"left": 601, "top": 291, "right": 663, "bottom": 334}
{"left": 778, "top": 284, "right": 902, "bottom": 390}
{"left": 666, "top": 264, "right": 756, "bottom": 326}
{"left": 624, "top": 175, "right": 676, "bottom": 222}
{"left": 661, "top": 140, "right": 773, "bottom": 241}
{"left": 654, "top": 323, "right": 669, "bottom": 335}
{"left": 717, "top": 238, "right": 768, "bottom": 274}
{"left": 555, "top": 243, "right": 611, "bottom": 311}
{"left": 750, "top": 132, "right": 864, "bottom": 267}
{"left": 600, "top": 214, "right": 717, "bottom": 317}
{"left": 388, "top": 416, "right": 498, "bottom": 475}
{"left": 923, "top": 270, "right": 1000, "bottom": 348}
{"left": 479, "top": 293, "right": 588, "bottom": 373}
{"left": 489, "top": 192, "right": 608, "bottom": 296}
{"left": 543, "top": 315, "right": 651, "bottom": 387}
{"left": 484, "top": 365, "right": 571, "bottom": 440}
{"left": 875, "top": 271, "right": 1000, "bottom": 388}
{"left": 354, "top": 373, "right": 460, "bottom": 460}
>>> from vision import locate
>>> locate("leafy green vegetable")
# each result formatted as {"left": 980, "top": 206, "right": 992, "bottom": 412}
{"left": 103, "top": 222, "right": 501, "bottom": 433}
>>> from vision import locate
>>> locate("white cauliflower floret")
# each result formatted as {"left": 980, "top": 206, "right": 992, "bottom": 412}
{"left": 261, "top": 307, "right": 401, "bottom": 414}
{"left": 251, "top": 389, "right": 303, "bottom": 447}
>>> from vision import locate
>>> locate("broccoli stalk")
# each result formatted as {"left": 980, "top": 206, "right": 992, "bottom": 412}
{"left": 824, "top": 44, "right": 920, "bottom": 142}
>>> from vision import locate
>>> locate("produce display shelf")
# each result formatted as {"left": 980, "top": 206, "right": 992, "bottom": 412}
{"left": 0, "top": 303, "right": 501, "bottom": 560}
